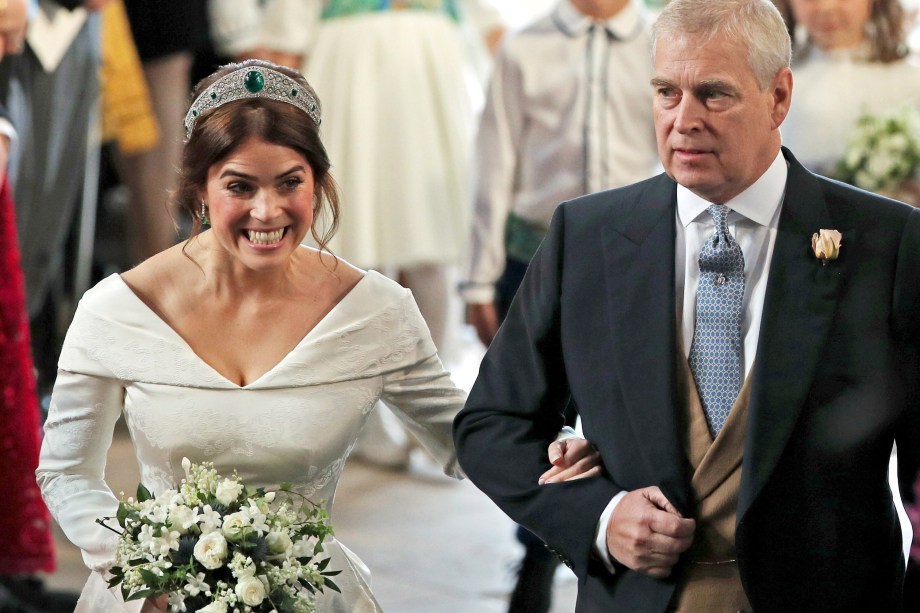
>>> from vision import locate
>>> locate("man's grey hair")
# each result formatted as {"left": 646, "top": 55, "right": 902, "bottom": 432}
{"left": 651, "top": 0, "right": 792, "bottom": 90}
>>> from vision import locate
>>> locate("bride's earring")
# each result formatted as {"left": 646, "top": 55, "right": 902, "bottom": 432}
{"left": 200, "top": 200, "right": 210, "bottom": 226}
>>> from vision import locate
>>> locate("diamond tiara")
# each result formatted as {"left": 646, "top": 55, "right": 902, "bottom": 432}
{"left": 184, "top": 67, "right": 321, "bottom": 138}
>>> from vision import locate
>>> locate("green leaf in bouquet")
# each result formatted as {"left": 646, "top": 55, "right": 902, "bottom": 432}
{"left": 106, "top": 569, "right": 124, "bottom": 589}
{"left": 279, "top": 482, "right": 293, "bottom": 491}
{"left": 325, "top": 577, "right": 341, "bottom": 593}
{"left": 125, "top": 588, "right": 157, "bottom": 602}
{"left": 316, "top": 557, "right": 331, "bottom": 571}
{"left": 136, "top": 483, "right": 153, "bottom": 503}
{"left": 117, "top": 502, "right": 130, "bottom": 527}
{"left": 139, "top": 568, "right": 165, "bottom": 587}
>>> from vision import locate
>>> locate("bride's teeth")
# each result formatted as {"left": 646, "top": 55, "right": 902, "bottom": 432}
{"left": 247, "top": 229, "right": 284, "bottom": 245}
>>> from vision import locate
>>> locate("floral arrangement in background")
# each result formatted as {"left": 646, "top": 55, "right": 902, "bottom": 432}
{"left": 97, "top": 458, "right": 339, "bottom": 613}
{"left": 836, "top": 105, "right": 920, "bottom": 205}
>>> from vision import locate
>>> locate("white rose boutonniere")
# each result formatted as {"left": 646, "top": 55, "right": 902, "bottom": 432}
{"left": 812, "top": 229, "right": 843, "bottom": 265}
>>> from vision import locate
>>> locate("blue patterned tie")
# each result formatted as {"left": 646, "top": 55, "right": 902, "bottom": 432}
{"left": 688, "top": 204, "right": 745, "bottom": 437}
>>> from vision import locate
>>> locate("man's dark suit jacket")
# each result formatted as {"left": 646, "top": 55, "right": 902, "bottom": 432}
{"left": 454, "top": 148, "right": 920, "bottom": 612}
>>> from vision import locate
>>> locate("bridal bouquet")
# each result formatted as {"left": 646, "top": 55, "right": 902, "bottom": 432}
{"left": 836, "top": 106, "right": 920, "bottom": 203}
{"left": 97, "top": 458, "right": 339, "bottom": 613}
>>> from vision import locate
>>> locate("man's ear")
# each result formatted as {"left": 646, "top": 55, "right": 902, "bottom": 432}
{"left": 770, "top": 67, "right": 793, "bottom": 130}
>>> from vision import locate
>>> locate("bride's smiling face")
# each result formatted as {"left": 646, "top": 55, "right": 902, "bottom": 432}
{"left": 201, "top": 137, "right": 315, "bottom": 270}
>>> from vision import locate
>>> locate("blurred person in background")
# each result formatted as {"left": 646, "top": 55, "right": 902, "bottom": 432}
{"left": 775, "top": 0, "right": 920, "bottom": 197}
{"left": 117, "top": 0, "right": 209, "bottom": 264}
{"left": 0, "top": 4, "right": 79, "bottom": 611}
{"left": 0, "top": 0, "right": 110, "bottom": 400}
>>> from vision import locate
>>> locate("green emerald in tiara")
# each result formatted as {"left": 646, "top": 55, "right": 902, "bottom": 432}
{"left": 243, "top": 70, "right": 265, "bottom": 93}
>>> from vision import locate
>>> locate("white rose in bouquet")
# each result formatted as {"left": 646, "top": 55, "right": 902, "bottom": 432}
{"left": 266, "top": 531, "right": 293, "bottom": 555}
{"left": 220, "top": 510, "right": 250, "bottom": 541}
{"left": 194, "top": 531, "right": 229, "bottom": 569}
{"left": 215, "top": 478, "right": 244, "bottom": 506}
{"left": 235, "top": 576, "right": 267, "bottom": 606}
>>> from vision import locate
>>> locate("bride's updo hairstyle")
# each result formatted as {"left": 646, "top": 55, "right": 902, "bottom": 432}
{"left": 175, "top": 59, "right": 340, "bottom": 251}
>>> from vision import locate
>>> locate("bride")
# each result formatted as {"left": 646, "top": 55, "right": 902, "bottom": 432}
{"left": 36, "top": 60, "right": 600, "bottom": 612}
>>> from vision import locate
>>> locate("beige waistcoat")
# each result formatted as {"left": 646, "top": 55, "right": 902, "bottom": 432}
{"left": 668, "top": 359, "right": 754, "bottom": 613}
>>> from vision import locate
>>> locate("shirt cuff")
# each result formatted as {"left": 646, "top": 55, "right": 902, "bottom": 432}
{"left": 458, "top": 282, "right": 496, "bottom": 304}
{"left": 594, "top": 490, "right": 629, "bottom": 574}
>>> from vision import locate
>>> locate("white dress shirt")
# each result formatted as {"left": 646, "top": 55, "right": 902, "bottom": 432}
{"left": 593, "top": 150, "right": 788, "bottom": 571}
{"left": 460, "top": 0, "right": 659, "bottom": 303}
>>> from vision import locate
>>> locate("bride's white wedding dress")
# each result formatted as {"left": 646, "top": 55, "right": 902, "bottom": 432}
{"left": 36, "top": 270, "right": 464, "bottom": 612}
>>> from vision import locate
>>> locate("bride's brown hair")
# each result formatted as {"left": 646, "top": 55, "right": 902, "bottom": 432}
{"left": 174, "top": 59, "right": 340, "bottom": 252}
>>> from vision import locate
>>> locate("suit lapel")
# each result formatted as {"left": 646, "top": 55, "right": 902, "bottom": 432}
{"left": 739, "top": 148, "right": 848, "bottom": 519}
{"left": 602, "top": 175, "right": 691, "bottom": 513}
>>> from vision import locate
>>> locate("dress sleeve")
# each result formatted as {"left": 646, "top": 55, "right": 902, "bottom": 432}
{"left": 378, "top": 294, "right": 466, "bottom": 479}
{"left": 36, "top": 368, "right": 126, "bottom": 572}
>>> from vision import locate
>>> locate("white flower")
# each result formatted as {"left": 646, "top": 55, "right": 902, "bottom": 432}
{"left": 167, "top": 592, "right": 188, "bottom": 612}
{"left": 148, "top": 528, "right": 180, "bottom": 557}
{"left": 884, "top": 132, "right": 909, "bottom": 153}
{"left": 182, "top": 457, "right": 192, "bottom": 477}
{"left": 266, "top": 531, "right": 293, "bottom": 555}
{"left": 264, "top": 491, "right": 276, "bottom": 503}
{"left": 194, "top": 531, "right": 229, "bottom": 570}
{"left": 229, "top": 552, "right": 257, "bottom": 579}
{"left": 221, "top": 510, "right": 251, "bottom": 541}
{"left": 198, "top": 505, "right": 223, "bottom": 533}
{"left": 292, "top": 537, "right": 313, "bottom": 559}
{"left": 140, "top": 499, "right": 169, "bottom": 524}
{"left": 854, "top": 169, "right": 877, "bottom": 190}
{"left": 137, "top": 524, "right": 157, "bottom": 552}
{"left": 866, "top": 152, "right": 896, "bottom": 182}
{"left": 812, "top": 229, "right": 843, "bottom": 264}
{"left": 234, "top": 576, "right": 267, "bottom": 607}
{"left": 184, "top": 572, "right": 211, "bottom": 597}
{"left": 197, "top": 602, "right": 228, "bottom": 613}
{"left": 169, "top": 505, "right": 199, "bottom": 534}
{"left": 247, "top": 501, "right": 268, "bottom": 534}
{"left": 215, "top": 478, "right": 244, "bottom": 506}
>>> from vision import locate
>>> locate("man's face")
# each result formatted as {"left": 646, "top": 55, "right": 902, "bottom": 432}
{"left": 652, "top": 33, "right": 791, "bottom": 203}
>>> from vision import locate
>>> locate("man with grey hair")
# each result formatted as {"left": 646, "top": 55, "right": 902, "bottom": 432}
{"left": 454, "top": 0, "right": 920, "bottom": 610}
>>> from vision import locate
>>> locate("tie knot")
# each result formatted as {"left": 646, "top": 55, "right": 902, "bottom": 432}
{"left": 707, "top": 204, "right": 731, "bottom": 233}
